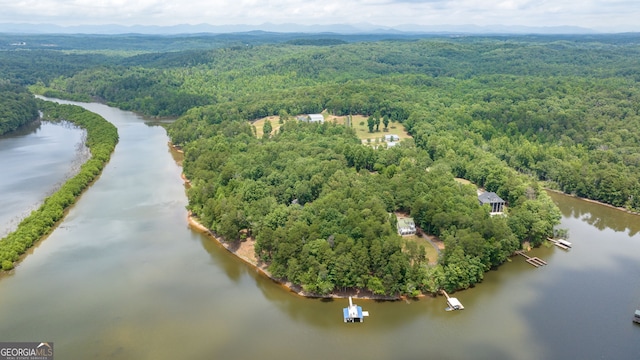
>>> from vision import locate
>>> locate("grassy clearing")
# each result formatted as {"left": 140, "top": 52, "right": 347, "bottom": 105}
{"left": 325, "top": 114, "right": 412, "bottom": 145}
{"left": 251, "top": 115, "right": 282, "bottom": 138}
{"left": 251, "top": 113, "right": 412, "bottom": 146}
{"left": 402, "top": 234, "right": 440, "bottom": 265}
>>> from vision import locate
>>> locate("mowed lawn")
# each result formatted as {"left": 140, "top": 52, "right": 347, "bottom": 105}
{"left": 325, "top": 114, "right": 412, "bottom": 145}
{"left": 252, "top": 113, "right": 412, "bottom": 145}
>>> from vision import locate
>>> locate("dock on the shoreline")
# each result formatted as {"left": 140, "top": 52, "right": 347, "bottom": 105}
{"left": 343, "top": 296, "right": 369, "bottom": 323}
{"left": 547, "top": 238, "right": 572, "bottom": 250}
{"left": 515, "top": 250, "right": 547, "bottom": 267}
{"left": 441, "top": 290, "right": 464, "bottom": 311}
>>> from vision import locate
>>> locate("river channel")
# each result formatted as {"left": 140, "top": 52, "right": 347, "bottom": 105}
{"left": 0, "top": 100, "right": 638, "bottom": 360}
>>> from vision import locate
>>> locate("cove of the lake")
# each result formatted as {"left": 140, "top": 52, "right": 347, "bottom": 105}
{"left": 0, "top": 99, "right": 639, "bottom": 360}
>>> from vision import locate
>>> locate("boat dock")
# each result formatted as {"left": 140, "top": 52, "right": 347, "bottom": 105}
{"left": 343, "top": 296, "right": 369, "bottom": 323}
{"left": 441, "top": 290, "right": 464, "bottom": 311}
{"left": 515, "top": 250, "right": 547, "bottom": 267}
{"left": 547, "top": 238, "right": 572, "bottom": 250}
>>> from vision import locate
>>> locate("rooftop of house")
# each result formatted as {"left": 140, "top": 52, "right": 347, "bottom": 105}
{"left": 397, "top": 217, "right": 415, "bottom": 228}
{"left": 478, "top": 192, "right": 505, "bottom": 204}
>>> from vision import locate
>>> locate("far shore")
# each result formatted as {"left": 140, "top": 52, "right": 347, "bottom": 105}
{"left": 545, "top": 188, "right": 640, "bottom": 216}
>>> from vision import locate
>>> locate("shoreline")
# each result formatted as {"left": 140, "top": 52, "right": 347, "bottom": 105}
{"left": 186, "top": 212, "right": 401, "bottom": 300}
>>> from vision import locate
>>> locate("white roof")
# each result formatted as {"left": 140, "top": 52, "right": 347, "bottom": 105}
{"left": 309, "top": 114, "right": 324, "bottom": 122}
{"left": 557, "top": 239, "right": 572, "bottom": 246}
{"left": 448, "top": 297, "right": 463, "bottom": 308}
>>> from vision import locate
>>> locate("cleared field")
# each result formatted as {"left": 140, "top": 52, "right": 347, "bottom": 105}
{"left": 251, "top": 113, "right": 412, "bottom": 146}
{"left": 251, "top": 115, "right": 282, "bottom": 138}
{"left": 402, "top": 234, "right": 440, "bottom": 265}
{"left": 325, "top": 114, "right": 412, "bottom": 145}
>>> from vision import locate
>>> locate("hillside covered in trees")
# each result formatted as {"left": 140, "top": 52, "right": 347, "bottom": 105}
{"left": 8, "top": 34, "right": 638, "bottom": 212}
{"left": 0, "top": 83, "right": 39, "bottom": 135}
{"left": 1, "top": 33, "right": 639, "bottom": 294}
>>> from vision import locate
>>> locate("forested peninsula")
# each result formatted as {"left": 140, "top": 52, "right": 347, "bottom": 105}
{"left": 0, "top": 100, "right": 118, "bottom": 271}
{"left": 1, "top": 33, "right": 639, "bottom": 295}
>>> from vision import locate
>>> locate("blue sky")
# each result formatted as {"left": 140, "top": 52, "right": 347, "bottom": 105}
{"left": 0, "top": 0, "right": 638, "bottom": 32}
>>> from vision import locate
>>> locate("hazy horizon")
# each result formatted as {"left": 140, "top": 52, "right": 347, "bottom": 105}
{"left": 0, "top": 0, "right": 638, "bottom": 33}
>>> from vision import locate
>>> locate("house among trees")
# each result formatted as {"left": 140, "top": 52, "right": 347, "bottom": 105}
{"left": 397, "top": 217, "right": 416, "bottom": 235}
{"left": 297, "top": 114, "right": 324, "bottom": 123}
{"left": 478, "top": 192, "right": 506, "bottom": 214}
{"left": 384, "top": 134, "right": 400, "bottom": 142}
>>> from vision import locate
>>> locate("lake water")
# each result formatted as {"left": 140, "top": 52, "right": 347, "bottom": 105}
{"left": 0, "top": 120, "right": 87, "bottom": 236}
{"left": 0, "top": 100, "right": 638, "bottom": 360}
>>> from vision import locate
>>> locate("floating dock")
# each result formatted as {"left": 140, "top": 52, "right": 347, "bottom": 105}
{"left": 515, "top": 250, "right": 547, "bottom": 267}
{"left": 547, "top": 238, "right": 572, "bottom": 250}
{"left": 343, "top": 296, "right": 369, "bottom": 323}
{"left": 441, "top": 290, "right": 464, "bottom": 311}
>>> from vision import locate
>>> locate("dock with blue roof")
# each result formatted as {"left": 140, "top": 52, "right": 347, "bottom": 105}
{"left": 343, "top": 296, "right": 369, "bottom": 323}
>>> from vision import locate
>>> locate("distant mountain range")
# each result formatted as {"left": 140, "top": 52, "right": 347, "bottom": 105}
{"left": 0, "top": 22, "right": 599, "bottom": 35}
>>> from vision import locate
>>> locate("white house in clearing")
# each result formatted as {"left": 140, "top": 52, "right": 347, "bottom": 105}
{"left": 397, "top": 217, "right": 416, "bottom": 235}
{"left": 298, "top": 114, "right": 324, "bottom": 123}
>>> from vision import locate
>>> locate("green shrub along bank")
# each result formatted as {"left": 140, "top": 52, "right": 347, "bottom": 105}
{"left": 0, "top": 100, "right": 118, "bottom": 271}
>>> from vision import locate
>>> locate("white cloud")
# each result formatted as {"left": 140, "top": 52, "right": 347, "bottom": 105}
{"left": 0, "top": 0, "right": 638, "bottom": 31}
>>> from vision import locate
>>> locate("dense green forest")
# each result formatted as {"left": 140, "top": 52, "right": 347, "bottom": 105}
{"left": 0, "top": 100, "right": 118, "bottom": 271}
{"left": 20, "top": 35, "right": 637, "bottom": 212}
{"left": 1, "top": 33, "right": 639, "bottom": 293}
{"left": 0, "top": 83, "right": 39, "bottom": 135}
{"left": 180, "top": 117, "right": 558, "bottom": 295}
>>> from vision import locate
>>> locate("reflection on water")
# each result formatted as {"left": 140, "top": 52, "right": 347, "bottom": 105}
{"left": 0, "top": 119, "right": 42, "bottom": 138}
{"left": 0, "top": 120, "right": 86, "bottom": 235}
{"left": 548, "top": 191, "right": 640, "bottom": 237}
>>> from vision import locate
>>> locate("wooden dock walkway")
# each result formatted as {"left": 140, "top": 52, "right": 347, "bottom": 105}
{"left": 514, "top": 250, "right": 547, "bottom": 267}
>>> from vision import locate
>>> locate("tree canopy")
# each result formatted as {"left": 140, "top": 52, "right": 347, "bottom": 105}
{"left": 0, "top": 83, "right": 39, "bottom": 135}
